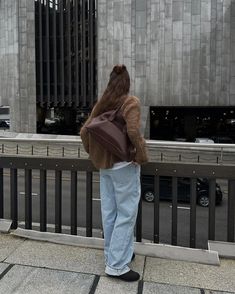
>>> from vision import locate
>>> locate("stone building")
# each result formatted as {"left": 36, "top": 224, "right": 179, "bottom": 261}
{"left": 0, "top": 0, "right": 235, "bottom": 141}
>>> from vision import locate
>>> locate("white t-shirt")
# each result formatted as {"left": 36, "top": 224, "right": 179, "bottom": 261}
{"left": 111, "top": 161, "right": 132, "bottom": 170}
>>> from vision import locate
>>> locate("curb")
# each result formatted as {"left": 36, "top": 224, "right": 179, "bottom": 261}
{"left": 12, "top": 228, "right": 220, "bottom": 266}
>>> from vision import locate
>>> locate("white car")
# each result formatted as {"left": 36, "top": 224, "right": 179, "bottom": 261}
{"left": 195, "top": 138, "right": 214, "bottom": 144}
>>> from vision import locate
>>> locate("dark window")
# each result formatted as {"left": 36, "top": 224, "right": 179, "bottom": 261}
{"left": 150, "top": 107, "right": 235, "bottom": 143}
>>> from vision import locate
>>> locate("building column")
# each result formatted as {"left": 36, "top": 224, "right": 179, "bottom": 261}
{"left": 0, "top": 0, "right": 36, "bottom": 133}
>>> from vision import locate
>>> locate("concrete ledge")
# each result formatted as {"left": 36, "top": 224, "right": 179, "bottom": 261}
{"left": 135, "top": 242, "right": 220, "bottom": 266}
{"left": 12, "top": 228, "right": 104, "bottom": 249}
{"left": 12, "top": 228, "right": 220, "bottom": 266}
{"left": 0, "top": 219, "right": 12, "bottom": 233}
{"left": 208, "top": 240, "right": 235, "bottom": 259}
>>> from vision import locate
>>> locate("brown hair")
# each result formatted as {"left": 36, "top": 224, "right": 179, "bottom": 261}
{"left": 92, "top": 64, "right": 130, "bottom": 117}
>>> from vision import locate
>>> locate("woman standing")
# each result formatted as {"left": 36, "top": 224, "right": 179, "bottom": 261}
{"left": 80, "top": 64, "right": 148, "bottom": 282}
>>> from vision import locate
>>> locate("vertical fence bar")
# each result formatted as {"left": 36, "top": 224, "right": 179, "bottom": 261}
{"left": 10, "top": 169, "right": 18, "bottom": 229}
{"left": 55, "top": 170, "right": 62, "bottom": 233}
{"left": 39, "top": 0, "right": 43, "bottom": 106}
{"left": 208, "top": 179, "right": 216, "bottom": 241}
{"left": 60, "top": 0, "right": 65, "bottom": 104}
{"left": 75, "top": 0, "right": 79, "bottom": 107}
{"left": 190, "top": 178, "right": 197, "bottom": 248}
{"left": 40, "top": 169, "right": 47, "bottom": 232}
{"left": 46, "top": 0, "right": 50, "bottom": 106}
{"left": 0, "top": 168, "right": 3, "bottom": 218}
{"left": 67, "top": 0, "right": 72, "bottom": 105}
{"left": 25, "top": 169, "right": 32, "bottom": 230}
{"left": 71, "top": 171, "right": 77, "bottom": 235}
{"left": 153, "top": 175, "right": 160, "bottom": 243}
{"left": 171, "top": 177, "right": 178, "bottom": 245}
{"left": 82, "top": 0, "right": 87, "bottom": 106}
{"left": 136, "top": 198, "right": 142, "bottom": 242}
{"left": 89, "top": 0, "right": 94, "bottom": 106}
{"left": 53, "top": 0, "right": 58, "bottom": 105}
{"left": 227, "top": 180, "right": 235, "bottom": 242}
{"left": 86, "top": 172, "right": 93, "bottom": 237}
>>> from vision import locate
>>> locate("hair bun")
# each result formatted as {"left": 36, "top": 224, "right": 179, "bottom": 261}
{"left": 113, "top": 64, "right": 126, "bottom": 74}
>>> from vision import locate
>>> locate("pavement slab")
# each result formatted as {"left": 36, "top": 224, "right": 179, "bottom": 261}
{"left": 0, "top": 234, "right": 25, "bottom": 262}
{"left": 95, "top": 276, "right": 139, "bottom": 294}
{"left": 143, "top": 282, "right": 201, "bottom": 294}
{"left": 5, "top": 239, "right": 145, "bottom": 277}
{"left": 0, "top": 265, "right": 95, "bottom": 294}
{"left": 144, "top": 257, "right": 235, "bottom": 293}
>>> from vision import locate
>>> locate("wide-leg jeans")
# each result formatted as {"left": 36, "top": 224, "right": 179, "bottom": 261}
{"left": 100, "top": 163, "right": 141, "bottom": 276}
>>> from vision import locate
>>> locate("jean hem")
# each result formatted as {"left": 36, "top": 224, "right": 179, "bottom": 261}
{"left": 105, "top": 265, "right": 130, "bottom": 276}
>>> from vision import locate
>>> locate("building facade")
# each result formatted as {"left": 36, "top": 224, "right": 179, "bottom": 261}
{"left": 0, "top": 0, "right": 235, "bottom": 139}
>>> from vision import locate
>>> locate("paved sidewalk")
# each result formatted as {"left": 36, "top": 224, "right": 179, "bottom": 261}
{"left": 0, "top": 233, "right": 235, "bottom": 294}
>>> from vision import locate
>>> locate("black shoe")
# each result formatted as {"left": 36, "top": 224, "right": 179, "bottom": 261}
{"left": 107, "top": 270, "right": 140, "bottom": 282}
{"left": 131, "top": 253, "right": 135, "bottom": 261}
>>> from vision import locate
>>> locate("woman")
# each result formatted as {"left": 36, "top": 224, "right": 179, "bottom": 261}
{"left": 80, "top": 64, "right": 148, "bottom": 282}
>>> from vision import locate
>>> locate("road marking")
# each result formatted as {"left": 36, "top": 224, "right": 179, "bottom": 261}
{"left": 169, "top": 205, "right": 190, "bottom": 210}
{"left": 19, "top": 192, "right": 38, "bottom": 196}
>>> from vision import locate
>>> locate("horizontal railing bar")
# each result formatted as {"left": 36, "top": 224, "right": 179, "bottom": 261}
{"left": 1, "top": 157, "right": 235, "bottom": 178}
{"left": 142, "top": 162, "right": 235, "bottom": 178}
{"left": 0, "top": 136, "right": 235, "bottom": 150}
{"left": 0, "top": 157, "right": 96, "bottom": 172}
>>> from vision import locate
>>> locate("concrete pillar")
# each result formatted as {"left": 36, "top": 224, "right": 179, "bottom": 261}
{"left": 0, "top": 0, "right": 36, "bottom": 133}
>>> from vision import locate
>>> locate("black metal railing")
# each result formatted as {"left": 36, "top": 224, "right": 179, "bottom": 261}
{"left": 0, "top": 156, "right": 235, "bottom": 249}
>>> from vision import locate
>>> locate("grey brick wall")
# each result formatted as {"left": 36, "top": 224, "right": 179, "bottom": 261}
{"left": 98, "top": 0, "right": 235, "bottom": 135}
{"left": 0, "top": 0, "right": 36, "bottom": 133}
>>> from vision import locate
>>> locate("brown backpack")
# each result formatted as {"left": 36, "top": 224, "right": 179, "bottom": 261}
{"left": 85, "top": 106, "right": 136, "bottom": 161}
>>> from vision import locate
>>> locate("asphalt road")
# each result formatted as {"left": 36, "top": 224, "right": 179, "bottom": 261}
{"left": 2, "top": 171, "right": 229, "bottom": 249}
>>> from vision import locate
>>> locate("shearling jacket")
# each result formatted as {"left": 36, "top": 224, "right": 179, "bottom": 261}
{"left": 80, "top": 95, "right": 148, "bottom": 169}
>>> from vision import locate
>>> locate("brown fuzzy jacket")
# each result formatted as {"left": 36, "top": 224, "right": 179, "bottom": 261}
{"left": 80, "top": 95, "right": 148, "bottom": 169}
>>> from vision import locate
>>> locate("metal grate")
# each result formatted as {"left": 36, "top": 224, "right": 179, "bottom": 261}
{"left": 35, "top": 0, "right": 97, "bottom": 109}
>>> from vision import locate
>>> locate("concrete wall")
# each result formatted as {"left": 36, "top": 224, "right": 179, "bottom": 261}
{"left": 98, "top": 0, "right": 235, "bottom": 135}
{"left": 0, "top": 0, "right": 36, "bottom": 133}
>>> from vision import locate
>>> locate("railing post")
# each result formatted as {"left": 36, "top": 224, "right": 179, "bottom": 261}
{"left": 25, "top": 169, "right": 32, "bottom": 230}
{"left": 153, "top": 175, "right": 160, "bottom": 243}
{"left": 86, "top": 172, "right": 93, "bottom": 237}
{"left": 55, "top": 170, "right": 62, "bottom": 233}
{"left": 40, "top": 170, "right": 47, "bottom": 232}
{"left": 190, "top": 178, "right": 197, "bottom": 248}
{"left": 136, "top": 198, "right": 142, "bottom": 242}
{"left": 227, "top": 180, "right": 235, "bottom": 242}
{"left": 0, "top": 168, "right": 3, "bottom": 218}
{"left": 208, "top": 179, "right": 216, "bottom": 241}
{"left": 10, "top": 168, "right": 18, "bottom": 229}
{"left": 171, "top": 177, "right": 178, "bottom": 246}
{"left": 71, "top": 171, "right": 77, "bottom": 235}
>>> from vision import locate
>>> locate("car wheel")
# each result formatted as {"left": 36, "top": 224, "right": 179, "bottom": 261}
{"left": 142, "top": 190, "right": 155, "bottom": 202}
{"left": 198, "top": 194, "right": 209, "bottom": 207}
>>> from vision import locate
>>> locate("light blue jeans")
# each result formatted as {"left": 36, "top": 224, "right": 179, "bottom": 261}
{"left": 100, "top": 163, "right": 141, "bottom": 276}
